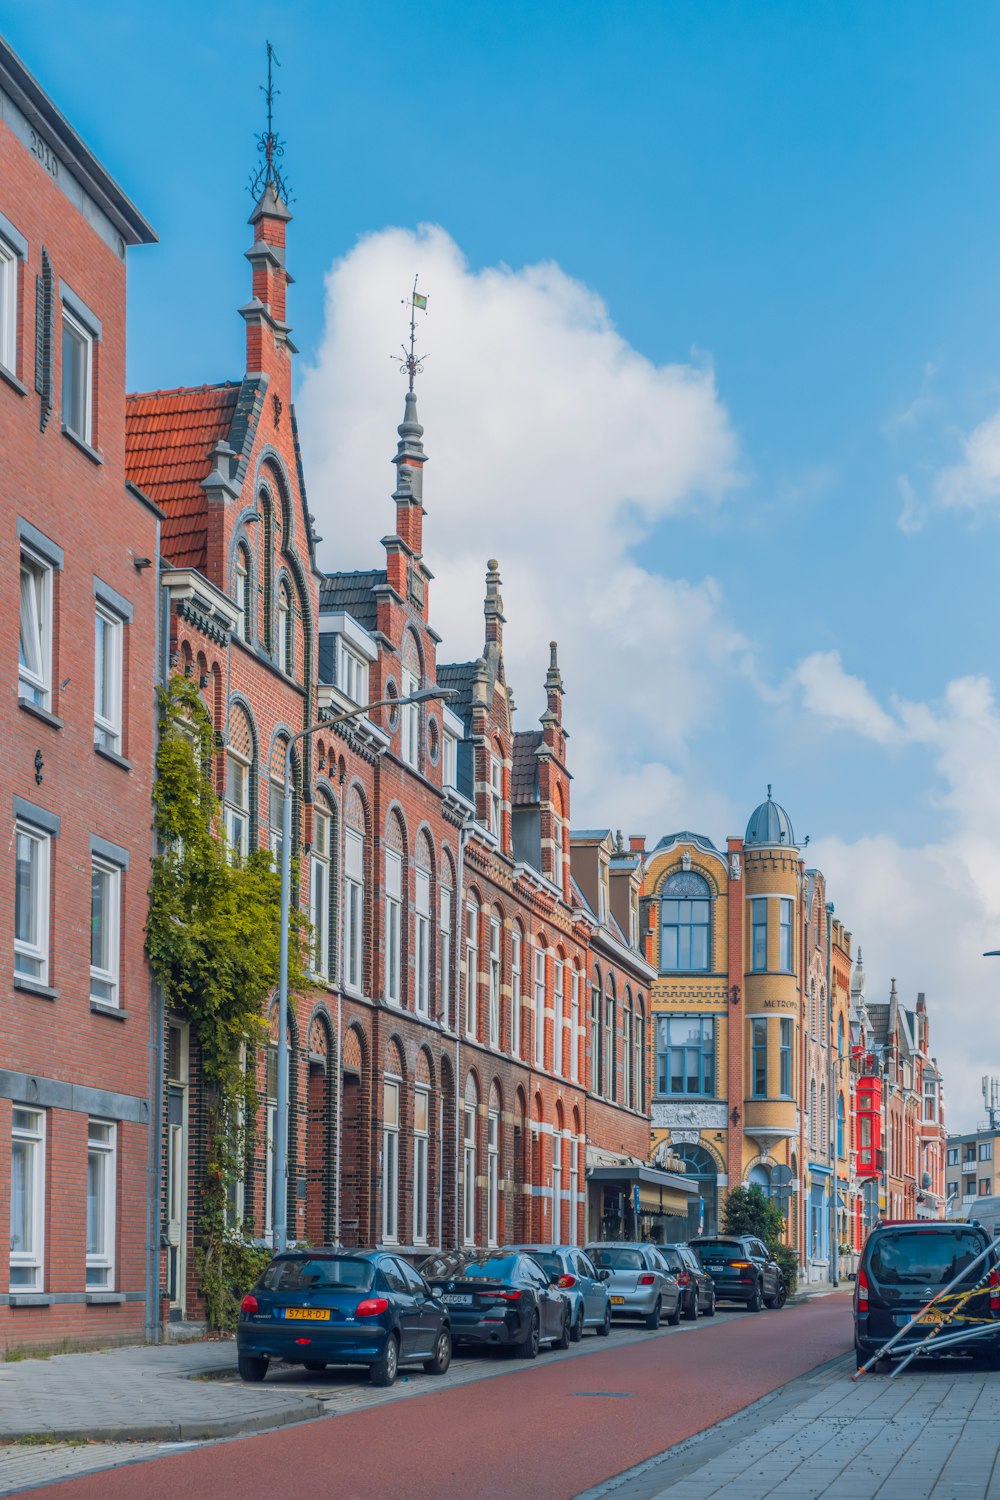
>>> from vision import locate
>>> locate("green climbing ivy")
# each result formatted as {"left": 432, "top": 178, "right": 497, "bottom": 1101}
{"left": 146, "top": 673, "right": 304, "bottom": 1329}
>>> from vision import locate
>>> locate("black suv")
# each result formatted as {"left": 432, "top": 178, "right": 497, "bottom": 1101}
{"left": 854, "top": 1220, "right": 1000, "bottom": 1370}
{"left": 691, "top": 1235, "right": 784, "bottom": 1311}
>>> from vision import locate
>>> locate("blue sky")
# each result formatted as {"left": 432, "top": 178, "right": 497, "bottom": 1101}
{"left": 8, "top": 1, "right": 1000, "bottom": 1122}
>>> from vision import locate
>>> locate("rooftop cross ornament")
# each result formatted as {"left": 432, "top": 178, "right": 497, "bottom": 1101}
{"left": 249, "top": 40, "right": 291, "bottom": 203}
{"left": 393, "top": 276, "right": 429, "bottom": 389}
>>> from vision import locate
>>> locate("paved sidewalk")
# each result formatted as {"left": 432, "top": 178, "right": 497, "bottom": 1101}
{"left": 581, "top": 1355, "right": 1000, "bottom": 1500}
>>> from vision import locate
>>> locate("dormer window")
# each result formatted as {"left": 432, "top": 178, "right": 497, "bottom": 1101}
{"left": 442, "top": 731, "right": 458, "bottom": 789}
{"left": 597, "top": 861, "right": 609, "bottom": 924}
{"left": 338, "top": 640, "right": 369, "bottom": 706}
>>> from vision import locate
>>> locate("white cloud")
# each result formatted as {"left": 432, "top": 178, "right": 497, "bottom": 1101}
{"left": 792, "top": 650, "right": 901, "bottom": 746}
{"left": 297, "top": 224, "right": 746, "bottom": 835}
{"left": 936, "top": 407, "right": 1000, "bottom": 513}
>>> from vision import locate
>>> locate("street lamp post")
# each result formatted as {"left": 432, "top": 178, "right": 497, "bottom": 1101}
{"left": 272, "top": 686, "right": 452, "bottom": 1253}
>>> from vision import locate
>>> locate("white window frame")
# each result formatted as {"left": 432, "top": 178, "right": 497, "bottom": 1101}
{"left": 224, "top": 751, "right": 251, "bottom": 864}
{"left": 14, "top": 821, "right": 50, "bottom": 985}
{"left": 10, "top": 1107, "right": 45, "bottom": 1290}
{"left": 489, "top": 916, "right": 501, "bottom": 1049}
{"left": 598, "top": 863, "right": 609, "bottom": 924}
{"left": 552, "top": 1134, "right": 562, "bottom": 1245}
{"left": 534, "top": 946, "right": 546, "bottom": 1069}
{"left": 268, "top": 778, "right": 284, "bottom": 870}
{"left": 552, "top": 815, "right": 563, "bottom": 890}
{"left": 309, "top": 807, "right": 332, "bottom": 979}
{"left": 463, "top": 1105, "right": 477, "bottom": 1246}
{"left": 414, "top": 1086, "right": 430, "bottom": 1245}
{"left": 0, "top": 237, "right": 17, "bottom": 375}
{"left": 415, "top": 869, "right": 431, "bottom": 1016}
{"left": 487, "top": 1108, "right": 499, "bottom": 1247}
{"left": 86, "top": 1119, "right": 116, "bottom": 1289}
{"left": 337, "top": 639, "right": 369, "bottom": 706}
{"left": 345, "top": 827, "right": 365, "bottom": 994}
{"left": 465, "top": 900, "right": 479, "bottom": 1040}
{"left": 553, "top": 960, "right": 564, "bottom": 1077}
{"left": 62, "top": 304, "right": 93, "bottom": 444}
{"left": 234, "top": 548, "right": 250, "bottom": 643}
{"left": 489, "top": 754, "right": 503, "bottom": 837}
{"left": 93, "top": 604, "right": 123, "bottom": 753}
{"left": 382, "top": 1079, "right": 400, "bottom": 1243}
{"left": 401, "top": 667, "right": 419, "bottom": 768}
{"left": 569, "top": 1137, "right": 579, "bottom": 1246}
{"left": 442, "top": 732, "right": 458, "bottom": 789}
{"left": 439, "top": 886, "right": 452, "bottom": 1029}
{"left": 264, "top": 1046, "right": 278, "bottom": 1242}
{"left": 385, "top": 849, "right": 402, "bottom": 1005}
{"left": 19, "top": 548, "right": 52, "bottom": 710}
{"left": 90, "top": 856, "right": 121, "bottom": 1007}
{"left": 622, "top": 1003, "right": 632, "bottom": 1106}
{"left": 510, "top": 930, "right": 522, "bottom": 1058}
{"left": 570, "top": 969, "right": 581, "bottom": 1082}
{"left": 277, "top": 584, "right": 291, "bottom": 674}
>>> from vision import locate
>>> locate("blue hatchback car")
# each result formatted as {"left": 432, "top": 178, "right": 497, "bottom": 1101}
{"left": 237, "top": 1249, "right": 452, "bottom": 1387}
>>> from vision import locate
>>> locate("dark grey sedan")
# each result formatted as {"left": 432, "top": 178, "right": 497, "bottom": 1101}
{"left": 506, "top": 1245, "right": 612, "bottom": 1340}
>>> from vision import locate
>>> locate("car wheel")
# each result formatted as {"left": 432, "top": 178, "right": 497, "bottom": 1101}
{"left": 238, "top": 1354, "right": 268, "bottom": 1383}
{"left": 748, "top": 1282, "right": 763, "bottom": 1313}
{"left": 570, "top": 1306, "right": 585, "bottom": 1343}
{"left": 516, "top": 1311, "right": 540, "bottom": 1359}
{"left": 873, "top": 1355, "right": 892, "bottom": 1375}
{"left": 644, "top": 1298, "right": 662, "bottom": 1331}
{"left": 370, "top": 1333, "right": 399, "bottom": 1387}
{"left": 703, "top": 1292, "right": 716, "bottom": 1317}
{"left": 302, "top": 1361, "right": 327, "bottom": 1372}
{"left": 553, "top": 1311, "right": 572, "bottom": 1351}
{"left": 683, "top": 1290, "right": 699, "bottom": 1322}
{"left": 423, "top": 1327, "right": 452, "bottom": 1376}
{"left": 772, "top": 1282, "right": 787, "bottom": 1310}
{"left": 667, "top": 1295, "right": 682, "bottom": 1327}
{"left": 596, "top": 1304, "right": 611, "bottom": 1337}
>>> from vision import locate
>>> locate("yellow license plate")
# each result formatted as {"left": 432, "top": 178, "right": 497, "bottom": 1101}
{"left": 610, "top": 1296, "right": 625, "bottom": 1305}
{"left": 284, "top": 1307, "right": 330, "bottom": 1321}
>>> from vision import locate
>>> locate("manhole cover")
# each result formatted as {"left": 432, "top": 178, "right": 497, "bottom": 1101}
{"left": 572, "top": 1391, "right": 633, "bottom": 1398}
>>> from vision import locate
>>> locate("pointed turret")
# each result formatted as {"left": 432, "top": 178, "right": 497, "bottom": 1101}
{"left": 242, "top": 46, "right": 296, "bottom": 377}
{"left": 852, "top": 946, "right": 866, "bottom": 1000}
{"left": 484, "top": 559, "right": 504, "bottom": 651}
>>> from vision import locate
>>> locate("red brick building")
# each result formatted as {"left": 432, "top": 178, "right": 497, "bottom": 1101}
{"left": 0, "top": 39, "right": 158, "bottom": 1349}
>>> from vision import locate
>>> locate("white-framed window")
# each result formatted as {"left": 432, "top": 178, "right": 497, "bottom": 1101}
{"left": 86, "top": 1119, "right": 116, "bottom": 1289}
{"left": 62, "top": 305, "right": 93, "bottom": 444}
{"left": 401, "top": 667, "right": 419, "bottom": 767}
{"left": 552, "top": 1134, "right": 563, "bottom": 1244}
{"left": 14, "top": 822, "right": 50, "bottom": 984}
{"left": 534, "top": 946, "right": 546, "bottom": 1068}
{"left": 569, "top": 1137, "right": 579, "bottom": 1246}
{"left": 598, "top": 863, "right": 609, "bottom": 924}
{"left": 277, "top": 583, "right": 291, "bottom": 675}
{"left": 489, "top": 754, "right": 503, "bottom": 837}
{"left": 511, "top": 929, "right": 522, "bottom": 1058}
{"left": 414, "top": 1086, "right": 430, "bottom": 1245}
{"left": 90, "top": 857, "right": 121, "bottom": 1006}
{"left": 337, "top": 640, "right": 369, "bottom": 706}
{"left": 415, "top": 869, "right": 431, "bottom": 1016}
{"left": 487, "top": 1108, "right": 499, "bottom": 1247}
{"left": 94, "top": 605, "right": 123, "bottom": 753}
{"left": 570, "top": 970, "right": 581, "bottom": 1083}
{"left": 234, "top": 547, "right": 250, "bottom": 643}
{"left": 554, "top": 961, "right": 564, "bottom": 1076}
{"left": 385, "top": 849, "right": 402, "bottom": 1005}
{"left": 382, "top": 1079, "right": 400, "bottom": 1243}
{"left": 465, "top": 900, "right": 478, "bottom": 1039}
{"left": 552, "top": 816, "right": 564, "bottom": 890}
{"left": 442, "top": 732, "right": 458, "bottom": 789}
{"left": 310, "top": 807, "right": 332, "bottom": 979}
{"left": 0, "top": 236, "right": 17, "bottom": 375}
{"left": 264, "top": 1045, "right": 278, "bottom": 1242}
{"left": 439, "top": 886, "right": 452, "bottom": 1028}
{"left": 225, "top": 1041, "right": 248, "bottom": 1230}
{"left": 489, "top": 916, "right": 501, "bottom": 1048}
{"left": 224, "top": 753, "right": 251, "bottom": 863}
{"left": 268, "top": 778, "right": 284, "bottom": 869}
{"left": 10, "top": 1108, "right": 45, "bottom": 1289}
{"left": 345, "top": 827, "right": 364, "bottom": 993}
{"left": 19, "top": 549, "right": 52, "bottom": 709}
{"left": 463, "top": 1105, "right": 477, "bottom": 1245}
{"left": 622, "top": 1004, "right": 633, "bottom": 1106}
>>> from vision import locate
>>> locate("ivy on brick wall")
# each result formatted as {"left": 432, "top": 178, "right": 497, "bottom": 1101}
{"left": 146, "top": 673, "right": 303, "bottom": 1329}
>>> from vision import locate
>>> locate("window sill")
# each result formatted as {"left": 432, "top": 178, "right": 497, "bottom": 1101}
{"left": 91, "top": 1000, "right": 125, "bottom": 1021}
{"left": 9, "top": 1293, "right": 50, "bottom": 1307}
{"left": 18, "top": 697, "right": 63, "bottom": 730}
{"left": 61, "top": 423, "right": 103, "bottom": 466}
{"left": 14, "top": 977, "right": 58, "bottom": 1001}
{"left": 94, "top": 743, "right": 131, "bottom": 771}
{"left": 86, "top": 1291, "right": 125, "bottom": 1304}
{"left": 0, "top": 362, "right": 27, "bottom": 396}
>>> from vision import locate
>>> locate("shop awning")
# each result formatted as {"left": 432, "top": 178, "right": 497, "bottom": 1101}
{"left": 586, "top": 1158, "right": 696, "bottom": 1218}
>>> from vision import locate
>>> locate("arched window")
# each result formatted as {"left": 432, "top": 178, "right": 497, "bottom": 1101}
{"left": 414, "top": 835, "right": 433, "bottom": 1018}
{"left": 660, "top": 872, "right": 711, "bottom": 972}
{"left": 590, "top": 965, "right": 602, "bottom": 1095}
{"left": 510, "top": 921, "right": 524, "bottom": 1059}
{"left": 224, "top": 704, "right": 255, "bottom": 860}
{"left": 310, "top": 792, "right": 337, "bottom": 980}
{"left": 384, "top": 814, "right": 406, "bottom": 1007}
{"left": 260, "top": 490, "right": 274, "bottom": 652}
{"left": 809, "top": 1079, "right": 817, "bottom": 1148}
{"left": 234, "top": 544, "right": 251, "bottom": 644}
{"left": 277, "top": 580, "right": 292, "bottom": 676}
{"left": 820, "top": 1084, "right": 827, "bottom": 1148}
{"left": 837, "top": 1094, "right": 845, "bottom": 1158}
{"left": 533, "top": 936, "right": 547, "bottom": 1068}
{"left": 344, "top": 787, "right": 366, "bottom": 994}
{"left": 634, "top": 996, "right": 645, "bottom": 1111}
{"left": 487, "top": 1082, "right": 501, "bottom": 1247}
{"left": 463, "top": 1073, "right": 479, "bottom": 1245}
{"left": 622, "top": 989, "right": 633, "bottom": 1108}
{"left": 604, "top": 975, "right": 617, "bottom": 1102}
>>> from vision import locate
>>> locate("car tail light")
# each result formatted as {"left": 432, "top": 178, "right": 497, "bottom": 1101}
{"left": 857, "top": 1270, "right": 869, "bottom": 1314}
{"left": 730, "top": 1260, "right": 751, "bottom": 1269}
{"left": 989, "top": 1268, "right": 1000, "bottom": 1314}
{"left": 638, "top": 1274, "right": 656, "bottom": 1286}
{"left": 493, "top": 1289, "right": 522, "bottom": 1301}
{"left": 558, "top": 1274, "right": 577, "bottom": 1288}
{"left": 240, "top": 1294, "right": 258, "bottom": 1315}
{"left": 355, "top": 1297, "right": 390, "bottom": 1317}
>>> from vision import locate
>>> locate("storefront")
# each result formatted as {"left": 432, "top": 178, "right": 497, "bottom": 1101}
{"left": 586, "top": 1149, "right": 696, "bottom": 1243}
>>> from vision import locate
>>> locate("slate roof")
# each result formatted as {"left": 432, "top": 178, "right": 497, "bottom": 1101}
{"left": 437, "top": 662, "right": 477, "bottom": 725}
{"left": 125, "top": 383, "right": 241, "bottom": 572}
{"left": 512, "top": 730, "right": 542, "bottom": 805}
{"left": 866, "top": 1003, "right": 889, "bottom": 1048}
{"left": 319, "top": 570, "right": 387, "bottom": 632}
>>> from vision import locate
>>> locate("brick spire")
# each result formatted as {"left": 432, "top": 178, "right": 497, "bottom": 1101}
{"left": 242, "top": 44, "right": 295, "bottom": 378}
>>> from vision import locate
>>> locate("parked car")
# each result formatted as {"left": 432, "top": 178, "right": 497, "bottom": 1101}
{"left": 585, "top": 1242, "right": 681, "bottom": 1329}
{"left": 854, "top": 1219, "right": 1000, "bottom": 1371}
{"left": 506, "top": 1245, "right": 612, "bottom": 1340}
{"left": 420, "top": 1250, "right": 571, "bottom": 1358}
{"left": 656, "top": 1243, "right": 716, "bottom": 1320}
{"left": 236, "top": 1248, "right": 452, "bottom": 1387}
{"left": 690, "top": 1235, "right": 784, "bottom": 1311}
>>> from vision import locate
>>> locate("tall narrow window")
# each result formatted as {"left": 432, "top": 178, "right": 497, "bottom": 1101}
{"left": 751, "top": 899, "right": 768, "bottom": 972}
{"left": 779, "top": 1017, "right": 792, "bottom": 1097}
{"left": 224, "top": 753, "right": 251, "bottom": 862}
{"left": 264, "top": 1045, "right": 278, "bottom": 1240}
{"left": 277, "top": 582, "right": 292, "bottom": 675}
{"left": 234, "top": 546, "right": 251, "bottom": 643}
{"left": 553, "top": 961, "right": 564, "bottom": 1076}
{"left": 464, "top": 901, "right": 479, "bottom": 1039}
{"left": 10, "top": 1108, "right": 45, "bottom": 1289}
{"left": 534, "top": 946, "right": 546, "bottom": 1068}
{"left": 310, "top": 807, "right": 331, "bottom": 978}
{"left": 510, "top": 929, "right": 522, "bottom": 1057}
{"left": 552, "top": 1133, "right": 562, "bottom": 1243}
{"left": 93, "top": 606, "right": 123, "bottom": 753}
{"left": 837, "top": 1095, "right": 845, "bottom": 1158}
{"left": 90, "top": 858, "right": 120, "bottom": 1007}
{"left": 590, "top": 975, "right": 602, "bottom": 1094}
{"left": 489, "top": 754, "right": 503, "bottom": 838}
{"left": 382, "top": 1080, "right": 400, "bottom": 1243}
{"left": 414, "top": 1087, "right": 430, "bottom": 1244}
{"left": 463, "top": 1104, "right": 477, "bottom": 1244}
{"left": 401, "top": 667, "right": 419, "bottom": 767}
{"left": 19, "top": 550, "right": 52, "bottom": 709}
{"left": 604, "top": 984, "right": 616, "bottom": 1101}
{"left": 62, "top": 306, "right": 93, "bottom": 444}
{"left": 634, "top": 1008, "right": 645, "bottom": 1111}
{"left": 345, "top": 826, "right": 364, "bottom": 993}
{"left": 15, "top": 822, "right": 50, "bottom": 984}
{"left": 552, "top": 815, "right": 564, "bottom": 890}
{"left": 752, "top": 1019, "right": 768, "bottom": 1098}
{"left": 622, "top": 1002, "right": 632, "bottom": 1107}
{"left": 779, "top": 898, "right": 793, "bottom": 970}
{"left": 385, "top": 850, "right": 402, "bottom": 1005}
{"left": 489, "top": 916, "right": 501, "bottom": 1048}
{"left": 487, "top": 1107, "right": 499, "bottom": 1247}
{"left": 415, "top": 869, "right": 431, "bottom": 1016}
{"left": 570, "top": 970, "right": 581, "bottom": 1082}
{"left": 439, "top": 885, "right": 452, "bottom": 1028}
{"left": 268, "top": 777, "right": 284, "bottom": 870}
{"left": 338, "top": 641, "right": 369, "bottom": 705}
{"left": 0, "top": 236, "right": 17, "bottom": 374}
{"left": 569, "top": 1137, "right": 579, "bottom": 1245}
{"left": 660, "top": 872, "right": 711, "bottom": 971}
{"left": 86, "top": 1120, "right": 116, "bottom": 1289}
{"left": 442, "top": 732, "right": 458, "bottom": 788}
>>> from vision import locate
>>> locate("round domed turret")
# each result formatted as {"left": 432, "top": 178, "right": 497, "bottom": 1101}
{"left": 744, "top": 787, "right": 796, "bottom": 849}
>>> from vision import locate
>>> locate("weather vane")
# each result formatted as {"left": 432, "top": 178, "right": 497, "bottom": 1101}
{"left": 248, "top": 41, "right": 291, "bottom": 203}
{"left": 393, "top": 277, "right": 429, "bottom": 390}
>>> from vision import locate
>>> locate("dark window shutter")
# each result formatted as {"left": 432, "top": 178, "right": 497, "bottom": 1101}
{"left": 34, "top": 247, "right": 54, "bottom": 432}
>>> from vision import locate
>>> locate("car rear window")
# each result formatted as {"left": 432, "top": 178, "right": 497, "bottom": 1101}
{"left": 589, "top": 1248, "right": 643, "bottom": 1271}
{"left": 694, "top": 1241, "right": 741, "bottom": 1260}
{"left": 259, "top": 1256, "right": 374, "bottom": 1292}
{"left": 868, "top": 1229, "right": 988, "bottom": 1287}
{"left": 526, "top": 1252, "right": 562, "bottom": 1277}
{"left": 423, "top": 1255, "right": 517, "bottom": 1281}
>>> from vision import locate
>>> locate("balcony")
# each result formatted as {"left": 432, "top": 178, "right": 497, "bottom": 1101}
{"left": 856, "top": 1147, "right": 884, "bottom": 1178}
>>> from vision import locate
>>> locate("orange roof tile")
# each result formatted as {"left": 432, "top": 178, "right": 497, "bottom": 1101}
{"left": 125, "top": 383, "right": 240, "bottom": 572}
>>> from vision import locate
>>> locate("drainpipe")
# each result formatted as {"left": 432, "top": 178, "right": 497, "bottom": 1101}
{"left": 454, "top": 815, "right": 472, "bottom": 1246}
{"left": 145, "top": 533, "right": 167, "bottom": 1342}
